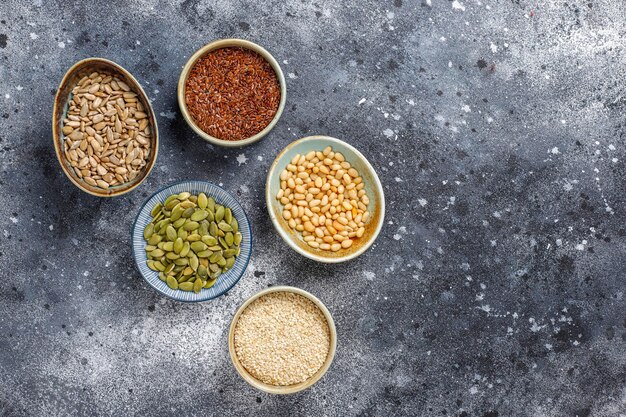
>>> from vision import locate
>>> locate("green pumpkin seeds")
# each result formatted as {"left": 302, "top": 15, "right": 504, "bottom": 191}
{"left": 166, "top": 276, "right": 178, "bottom": 290}
{"left": 144, "top": 223, "right": 154, "bottom": 239}
{"left": 143, "top": 191, "right": 243, "bottom": 293}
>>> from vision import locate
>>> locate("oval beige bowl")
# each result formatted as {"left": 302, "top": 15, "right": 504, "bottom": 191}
{"left": 52, "top": 58, "right": 159, "bottom": 197}
{"left": 266, "top": 136, "right": 385, "bottom": 263}
{"left": 177, "top": 39, "right": 286, "bottom": 148}
{"left": 228, "top": 286, "right": 337, "bottom": 394}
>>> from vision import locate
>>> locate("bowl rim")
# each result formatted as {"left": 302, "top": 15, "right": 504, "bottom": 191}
{"left": 228, "top": 285, "right": 337, "bottom": 394}
{"left": 265, "top": 135, "right": 385, "bottom": 263}
{"left": 131, "top": 179, "right": 253, "bottom": 302}
{"left": 177, "top": 38, "right": 287, "bottom": 148}
{"left": 52, "top": 57, "right": 159, "bottom": 197}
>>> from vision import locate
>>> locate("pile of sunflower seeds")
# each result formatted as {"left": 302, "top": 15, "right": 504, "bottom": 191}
{"left": 62, "top": 71, "right": 152, "bottom": 190}
{"left": 143, "top": 192, "right": 242, "bottom": 293}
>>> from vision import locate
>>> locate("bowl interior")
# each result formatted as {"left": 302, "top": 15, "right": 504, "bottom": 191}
{"left": 177, "top": 39, "right": 286, "bottom": 147}
{"left": 132, "top": 180, "right": 252, "bottom": 302}
{"left": 53, "top": 58, "right": 159, "bottom": 197}
{"left": 266, "top": 136, "right": 384, "bottom": 262}
{"left": 228, "top": 286, "right": 336, "bottom": 394}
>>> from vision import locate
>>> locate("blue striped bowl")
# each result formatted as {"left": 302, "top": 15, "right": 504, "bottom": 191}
{"left": 131, "top": 180, "right": 252, "bottom": 302}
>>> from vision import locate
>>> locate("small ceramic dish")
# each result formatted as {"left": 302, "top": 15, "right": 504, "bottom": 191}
{"left": 228, "top": 286, "right": 337, "bottom": 394}
{"left": 266, "top": 135, "right": 385, "bottom": 263}
{"left": 177, "top": 38, "right": 286, "bottom": 147}
{"left": 131, "top": 180, "right": 252, "bottom": 302}
{"left": 53, "top": 57, "right": 159, "bottom": 197}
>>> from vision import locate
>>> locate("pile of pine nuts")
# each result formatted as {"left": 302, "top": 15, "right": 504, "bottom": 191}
{"left": 276, "top": 146, "right": 370, "bottom": 252}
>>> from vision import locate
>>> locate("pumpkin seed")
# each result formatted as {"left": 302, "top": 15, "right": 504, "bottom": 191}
{"left": 144, "top": 223, "right": 154, "bottom": 239}
{"left": 231, "top": 218, "right": 239, "bottom": 233}
{"left": 224, "top": 256, "right": 235, "bottom": 270}
{"left": 224, "top": 208, "right": 233, "bottom": 224}
{"left": 215, "top": 205, "right": 225, "bottom": 222}
{"left": 178, "top": 192, "right": 191, "bottom": 200}
{"left": 166, "top": 225, "right": 177, "bottom": 241}
{"left": 183, "top": 221, "right": 200, "bottom": 231}
{"left": 148, "top": 234, "right": 162, "bottom": 245}
{"left": 209, "top": 222, "right": 218, "bottom": 237}
{"left": 150, "top": 203, "right": 162, "bottom": 217}
{"left": 193, "top": 278, "right": 203, "bottom": 293}
{"left": 165, "top": 198, "right": 180, "bottom": 210}
{"left": 196, "top": 250, "right": 213, "bottom": 258}
{"left": 179, "top": 242, "right": 190, "bottom": 257}
{"left": 187, "top": 233, "right": 201, "bottom": 242}
{"left": 198, "top": 265, "right": 208, "bottom": 278}
{"left": 166, "top": 276, "right": 178, "bottom": 290}
{"left": 204, "top": 278, "right": 217, "bottom": 289}
{"left": 182, "top": 207, "right": 195, "bottom": 218}
{"left": 207, "top": 197, "right": 215, "bottom": 212}
{"left": 223, "top": 248, "right": 237, "bottom": 258}
{"left": 225, "top": 232, "right": 234, "bottom": 246}
{"left": 198, "top": 193, "right": 208, "bottom": 209}
{"left": 162, "top": 241, "right": 174, "bottom": 251}
{"left": 189, "top": 253, "right": 199, "bottom": 270}
{"left": 174, "top": 238, "right": 183, "bottom": 253}
{"left": 191, "top": 242, "right": 208, "bottom": 252}
{"left": 234, "top": 232, "right": 242, "bottom": 245}
{"left": 201, "top": 235, "right": 218, "bottom": 246}
{"left": 191, "top": 210, "right": 209, "bottom": 221}
{"left": 218, "top": 221, "right": 233, "bottom": 232}
{"left": 179, "top": 282, "right": 194, "bottom": 292}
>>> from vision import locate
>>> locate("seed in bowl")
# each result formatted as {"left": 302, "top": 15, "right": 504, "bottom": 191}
{"left": 184, "top": 47, "right": 280, "bottom": 141}
{"left": 275, "top": 146, "right": 370, "bottom": 251}
{"left": 143, "top": 192, "right": 242, "bottom": 293}
{"left": 62, "top": 71, "right": 152, "bottom": 190}
{"left": 233, "top": 291, "right": 330, "bottom": 386}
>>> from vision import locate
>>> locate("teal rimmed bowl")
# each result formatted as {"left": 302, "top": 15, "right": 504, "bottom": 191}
{"left": 266, "top": 135, "right": 385, "bottom": 263}
{"left": 132, "top": 180, "right": 252, "bottom": 302}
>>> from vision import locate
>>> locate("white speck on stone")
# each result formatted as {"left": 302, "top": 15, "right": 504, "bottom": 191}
{"left": 71, "top": 238, "right": 79, "bottom": 246}
{"left": 283, "top": 60, "right": 288, "bottom": 65}
{"left": 387, "top": 11, "right": 395, "bottom": 19}
{"left": 58, "top": 41, "right": 65, "bottom": 48}
{"left": 30, "top": 33, "right": 39, "bottom": 40}
{"left": 462, "top": 104, "right": 471, "bottom": 113}
{"left": 452, "top": 0, "right": 466, "bottom": 11}
{"left": 556, "top": 239, "right": 562, "bottom": 246}
{"left": 448, "top": 61, "right": 453, "bottom": 68}
{"left": 240, "top": 184, "right": 249, "bottom": 193}
{"left": 5, "top": 94, "right": 10, "bottom": 99}
{"left": 493, "top": 211, "right": 501, "bottom": 218}
{"left": 545, "top": 343, "right": 553, "bottom": 350}
{"left": 358, "top": 98, "right": 366, "bottom": 105}
{"left": 16, "top": 85, "right": 23, "bottom": 91}
{"left": 406, "top": 99, "right": 415, "bottom": 106}
{"left": 236, "top": 154, "right": 248, "bottom": 165}
{"left": 576, "top": 243, "right": 585, "bottom": 251}
{"left": 440, "top": 36, "right": 446, "bottom": 42}
{"left": 363, "top": 271, "right": 376, "bottom": 281}
{"left": 425, "top": 0, "right": 431, "bottom": 6}
{"left": 418, "top": 198, "right": 427, "bottom": 207}
{"left": 469, "top": 386, "right": 478, "bottom": 394}
{"left": 487, "top": 117, "right": 493, "bottom": 123}
{"left": 83, "top": 271, "right": 89, "bottom": 277}
{"left": 383, "top": 128, "right": 394, "bottom": 138}
{"left": 288, "top": 72, "right": 297, "bottom": 79}
{"left": 160, "top": 111, "right": 176, "bottom": 120}
{"left": 257, "top": 155, "right": 263, "bottom": 161}
{"left": 49, "top": 224, "right": 54, "bottom": 230}
{"left": 136, "top": 40, "right": 141, "bottom": 45}
{"left": 10, "top": 217, "right": 18, "bottom": 224}
{"left": 490, "top": 42, "right": 498, "bottom": 53}
{"left": 479, "top": 305, "right": 491, "bottom": 313}
{"left": 550, "top": 147, "right": 560, "bottom": 154}
{"left": 395, "top": 177, "right": 403, "bottom": 182}
{"left": 393, "top": 234, "right": 402, "bottom": 240}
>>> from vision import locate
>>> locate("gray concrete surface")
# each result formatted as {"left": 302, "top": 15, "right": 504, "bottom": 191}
{"left": 1, "top": 1, "right": 625, "bottom": 416}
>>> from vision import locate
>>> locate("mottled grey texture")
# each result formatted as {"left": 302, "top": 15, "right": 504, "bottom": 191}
{"left": 0, "top": 0, "right": 625, "bottom": 416}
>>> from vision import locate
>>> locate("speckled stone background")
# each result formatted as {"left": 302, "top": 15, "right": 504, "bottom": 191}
{"left": 1, "top": 1, "right": 625, "bottom": 416}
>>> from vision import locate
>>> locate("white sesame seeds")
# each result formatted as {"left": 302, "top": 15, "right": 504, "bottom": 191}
{"left": 233, "top": 291, "right": 331, "bottom": 386}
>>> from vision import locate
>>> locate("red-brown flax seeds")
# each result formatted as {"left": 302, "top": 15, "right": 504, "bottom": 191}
{"left": 184, "top": 47, "right": 281, "bottom": 141}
